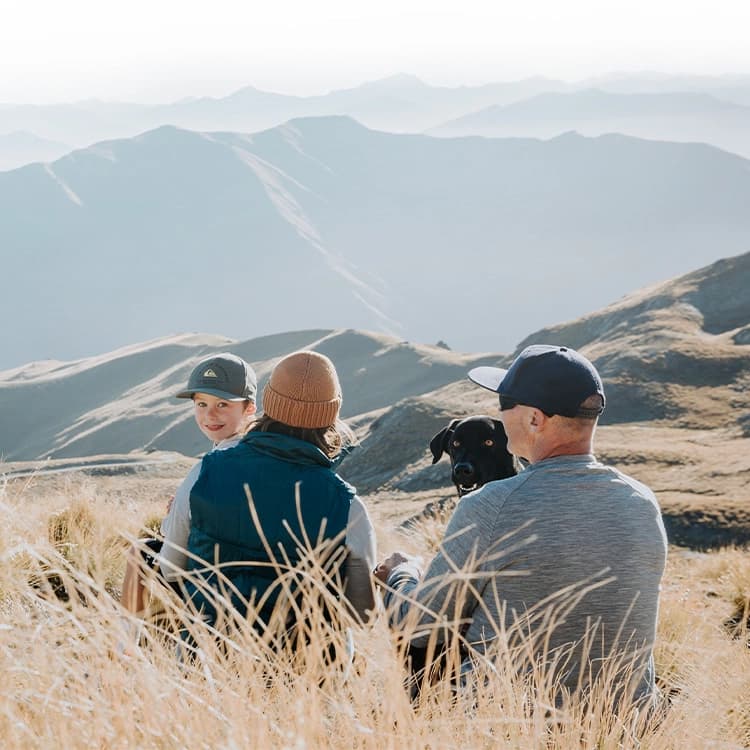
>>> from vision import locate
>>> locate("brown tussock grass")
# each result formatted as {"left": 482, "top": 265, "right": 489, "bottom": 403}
{"left": 0, "top": 470, "right": 749, "bottom": 749}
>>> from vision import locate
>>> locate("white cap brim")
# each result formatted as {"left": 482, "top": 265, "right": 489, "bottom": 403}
{"left": 467, "top": 366, "right": 508, "bottom": 392}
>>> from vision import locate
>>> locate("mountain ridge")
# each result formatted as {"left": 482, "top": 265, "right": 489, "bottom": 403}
{"left": 4, "top": 117, "right": 750, "bottom": 368}
{"left": 0, "top": 328, "right": 500, "bottom": 461}
{"left": 3, "top": 250, "right": 748, "bottom": 458}
{"left": 5, "top": 71, "right": 750, "bottom": 169}
{"left": 432, "top": 89, "right": 750, "bottom": 158}
{"left": 512, "top": 252, "right": 750, "bottom": 427}
{"left": 4, "top": 252, "right": 748, "bottom": 547}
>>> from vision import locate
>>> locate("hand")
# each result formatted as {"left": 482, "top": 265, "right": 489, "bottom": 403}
{"left": 373, "top": 551, "right": 413, "bottom": 584}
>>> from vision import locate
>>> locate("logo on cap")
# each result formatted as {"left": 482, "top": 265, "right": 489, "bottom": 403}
{"left": 203, "top": 368, "right": 217, "bottom": 378}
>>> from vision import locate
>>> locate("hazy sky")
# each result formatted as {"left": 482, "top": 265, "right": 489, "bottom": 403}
{"left": 2, "top": 0, "right": 750, "bottom": 104}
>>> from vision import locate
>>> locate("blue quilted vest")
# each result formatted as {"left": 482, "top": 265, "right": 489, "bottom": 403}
{"left": 185, "top": 431, "right": 353, "bottom": 629}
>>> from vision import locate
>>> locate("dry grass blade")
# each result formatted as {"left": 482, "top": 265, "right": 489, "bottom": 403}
{"left": 1, "top": 471, "right": 749, "bottom": 748}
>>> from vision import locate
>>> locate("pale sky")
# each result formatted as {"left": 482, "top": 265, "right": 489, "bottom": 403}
{"left": 2, "top": 0, "right": 750, "bottom": 104}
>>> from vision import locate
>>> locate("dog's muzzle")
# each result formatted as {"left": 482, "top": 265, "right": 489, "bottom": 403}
{"left": 453, "top": 462, "right": 479, "bottom": 494}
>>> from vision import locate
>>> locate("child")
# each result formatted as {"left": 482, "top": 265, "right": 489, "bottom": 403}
{"left": 120, "top": 352, "right": 257, "bottom": 621}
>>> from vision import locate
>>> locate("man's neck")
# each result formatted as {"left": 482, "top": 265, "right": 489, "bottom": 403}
{"left": 528, "top": 436, "right": 594, "bottom": 464}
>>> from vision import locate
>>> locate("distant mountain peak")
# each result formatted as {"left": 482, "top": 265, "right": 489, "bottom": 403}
{"left": 0, "top": 130, "right": 68, "bottom": 147}
{"left": 275, "top": 114, "right": 370, "bottom": 134}
{"left": 548, "top": 129, "right": 584, "bottom": 141}
{"left": 224, "top": 84, "right": 290, "bottom": 100}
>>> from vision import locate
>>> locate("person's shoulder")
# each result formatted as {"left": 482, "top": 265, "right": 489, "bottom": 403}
{"left": 606, "top": 463, "right": 659, "bottom": 501}
{"left": 615, "top": 469, "right": 659, "bottom": 507}
{"left": 475, "top": 469, "right": 532, "bottom": 500}
{"left": 330, "top": 471, "right": 357, "bottom": 501}
{"left": 588, "top": 459, "right": 663, "bottom": 518}
{"left": 213, "top": 435, "right": 243, "bottom": 451}
{"left": 454, "top": 471, "right": 527, "bottom": 517}
{"left": 198, "top": 439, "right": 245, "bottom": 475}
{"left": 204, "top": 434, "right": 249, "bottom": 461}
{"left": 347, "top": 494, "right": 373, "bottom": 523}
{"left": 181, "top": 458, "right": 204, "bottom": 482}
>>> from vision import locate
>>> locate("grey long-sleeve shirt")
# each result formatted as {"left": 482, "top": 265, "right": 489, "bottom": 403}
{"left": 385, "top": 454, "right": 667, "bottom": 700}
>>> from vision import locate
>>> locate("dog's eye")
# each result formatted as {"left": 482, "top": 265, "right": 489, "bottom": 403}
{"left": 452, "top": 440, "right": 461, "bottom": 447}
{"left": 484, "top": 439, "right": 494, "bottom": 447}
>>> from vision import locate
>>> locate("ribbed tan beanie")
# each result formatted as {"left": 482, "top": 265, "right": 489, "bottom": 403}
{"left": 262, "top": 351, "right": 342, "bottom": 429}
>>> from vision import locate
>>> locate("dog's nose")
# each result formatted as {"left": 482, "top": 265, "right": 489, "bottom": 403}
{"left": 453, "top": 463, "right": 476, "bottom": 482}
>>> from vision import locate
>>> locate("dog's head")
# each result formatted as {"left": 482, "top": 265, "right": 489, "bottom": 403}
{"left": 430, "top": 415, "right": 516, "bottom": 496}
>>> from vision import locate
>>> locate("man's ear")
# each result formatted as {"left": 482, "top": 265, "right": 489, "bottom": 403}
{"left": 429, "top": 419, "right": 460, "bottom": 464}
{"left": 528, "top": 408, "right": 549, "bottom": 431}
{"left": 246, "top": 401, "right": 257, "bottom": 416}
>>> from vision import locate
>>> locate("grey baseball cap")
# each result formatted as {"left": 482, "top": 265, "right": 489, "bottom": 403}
{"left": 176, "top": 353, "right": 257, "bottom": 401}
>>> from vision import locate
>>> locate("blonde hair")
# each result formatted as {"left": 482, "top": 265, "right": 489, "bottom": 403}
{"left": 238, "top": 399, "right": 256, "bottom": 436}
{"left": 249, "top": 413, "right": 355, "bottom": 459}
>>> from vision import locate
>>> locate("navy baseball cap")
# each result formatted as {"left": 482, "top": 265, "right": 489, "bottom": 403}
{"left": 176, "top": 353, "right": 257, "bottom": 401}
{"left": 468, "top": 345, "right": 605, "bottom": 418}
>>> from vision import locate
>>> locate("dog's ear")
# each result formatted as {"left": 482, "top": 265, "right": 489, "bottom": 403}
{"left": 491, "top": 418, "right": 509, "bottom": 446}
{"left": 430, "top": 419, "right": 460, "bottom": 464}
{"left": 492, "top": 418, "right": 519, "bottom": 476}
{"left": 429, "top": 429, "right": 448, "bottom": 464}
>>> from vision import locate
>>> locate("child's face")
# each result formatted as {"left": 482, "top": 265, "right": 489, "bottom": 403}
{"left": 192, "top": 392, "right": 256, "bottom": 443}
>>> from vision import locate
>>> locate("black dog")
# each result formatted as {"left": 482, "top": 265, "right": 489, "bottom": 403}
{"left": 430, "top": 415, "right": 517, "bottom": 497}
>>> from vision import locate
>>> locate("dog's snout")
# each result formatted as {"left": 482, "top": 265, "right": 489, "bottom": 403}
{"left": 453, "top": 462, "right": 476, "bottom": 480}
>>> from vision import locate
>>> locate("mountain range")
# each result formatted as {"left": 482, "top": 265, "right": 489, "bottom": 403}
{"left": 342, "top": 250, "right": 750, "bottom": 495}
{"left": 2, "top": 251, "right": 748, "bottom": 546}
{"left": 2, "top": 248, "right": 747, "bottom": 460}
{"left": 0, "top": 74, "right": 566, "bottom": 155}
{"left": 578, "top": 72, "right": 750, "bottom": 104}
{"left": 2, "top": 248, "right": 748, "bottom": 457}
{"left": 3, "top": 72, "right": 750, "bottom": 169}
{"left": 3, "top": 116, "right": 750, "bottom": 368}
{"left": 0, "top": 253, "right": 750, "bottom": 548}
{"left": 0, "top": 131, "right": 71, "bottom": 171}
{"left": 513, "top": 250, "right": 750, "bottom": 428}
{"left": 0, "top": 329, "right": 498, "bottom": 461}
{"left": 432, "top": 89, "right": 750, "bottom": 159}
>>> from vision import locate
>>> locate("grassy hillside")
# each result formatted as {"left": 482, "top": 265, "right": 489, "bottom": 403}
{"left": 512, "top": 251, "right": 750, "bottom": 428}
{"left": 0, "top": 470, "right": 747, "bottom": 748}
{"left": 3, "top": 253, "right": 749, "bottom": 547}
{"left": 0, "top": 329, "right": 498, "bottom": 461}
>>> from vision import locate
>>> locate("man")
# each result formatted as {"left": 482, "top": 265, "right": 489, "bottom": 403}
{"left": 376, "top": 344, "right": 667, "bottom": 705}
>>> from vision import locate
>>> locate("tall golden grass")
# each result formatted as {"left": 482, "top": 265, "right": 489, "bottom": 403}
{"left": 1, "top": 471, "right": 748, "bottom": 749}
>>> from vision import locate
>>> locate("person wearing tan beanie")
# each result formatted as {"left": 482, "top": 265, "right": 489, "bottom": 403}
{"left": 163, "top": 350, "right": 376, "bottom": 647}
{"left": 262, "top": 350, "right": 342, "bottom": 430}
